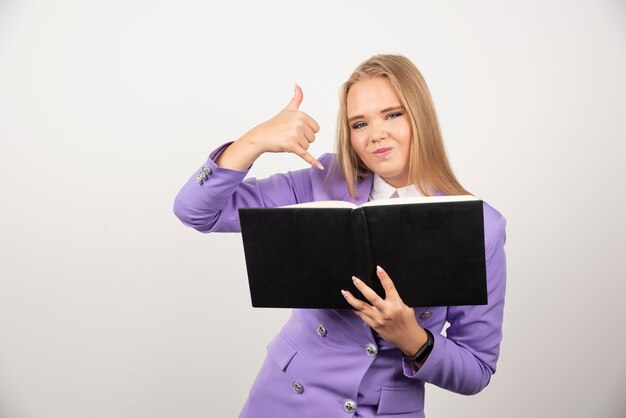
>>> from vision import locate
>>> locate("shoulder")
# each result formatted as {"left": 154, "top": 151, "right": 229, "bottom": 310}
{"left": 305, "top": 152, "right": 363, "bottom": 201}
{"left": 264, "top": 152, "right": 343, "bottom": 189}
{"left": 318, "top": 152, "right": 339, "bottom": 171}
{"left": 318, "top": 152, "right": 336, "bottom": 163}
{"left": 268, "top": 152, "right": 346, "bottom": 203}
{"left": 481, "top": 201, "right": 507, "bottom": 261}
{"left": 310, "top": 152, "right": 344, "bottom": 183}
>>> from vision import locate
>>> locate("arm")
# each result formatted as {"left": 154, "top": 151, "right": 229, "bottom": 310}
{"left": 173, "top": 84, "right": 323, "bottom": 233}
{"left": 173, "top": 141, "right": 321, "bottom": 233}
{"left": 401, "top": 212, "right": 507, "bottom": 395}
{"left": 340, "top": 205, "right": 507, "bottom": 395}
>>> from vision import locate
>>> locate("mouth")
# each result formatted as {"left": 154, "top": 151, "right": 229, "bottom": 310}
{"left": 373, "top": 147, "right": 392, "bottom": 157}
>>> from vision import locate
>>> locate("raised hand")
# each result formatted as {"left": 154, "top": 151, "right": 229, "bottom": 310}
{"left": 341, "top": 265, "right": 429, "bottom": 357}
{"left": 214, "top": 84, "right": 323, "bottom": 171}
{"left": 244, "top": 84, "right": 323, "bottom": 169}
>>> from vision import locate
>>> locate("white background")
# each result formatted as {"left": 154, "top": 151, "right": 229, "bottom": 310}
{"left": 1, "top": 0, "right": 625, "bottom": 417}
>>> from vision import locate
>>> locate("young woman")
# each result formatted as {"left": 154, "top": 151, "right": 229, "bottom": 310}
{"left": 173, "top": 54, "right": 507, "bottom": 418}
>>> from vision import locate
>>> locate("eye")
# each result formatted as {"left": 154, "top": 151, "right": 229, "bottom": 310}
{"left": 387, "top": 112, "right": 403, "bottom": 119}
{"left": 352, "top": 122, "right": 366, "bottom": 129}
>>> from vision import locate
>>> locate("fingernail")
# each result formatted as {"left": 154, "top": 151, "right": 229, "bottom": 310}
{"left": 352, "top": 276, "right": 360, "bottom": 284}
{"left": 376, "top": 265, "right": 384, "bottom": 274}
{"left": 341, "top": 289, "right": 348, "bottom": 298}
{"left": 316, "top": 163, "right": 324, "bottom": 170}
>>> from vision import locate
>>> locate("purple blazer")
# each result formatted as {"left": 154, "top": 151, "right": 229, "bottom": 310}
{"left": 173, "top": 142, "right": 507, "bottom": 418}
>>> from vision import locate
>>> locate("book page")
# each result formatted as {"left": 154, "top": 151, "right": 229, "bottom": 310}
{"left": 281, "top": 195, "right": 478, "bottom": 209}
{"left": 280, "top": 200, "right": 357, "bottom": 209}
{"left": 359, "top": 195, "right": 479, "bottom": 208}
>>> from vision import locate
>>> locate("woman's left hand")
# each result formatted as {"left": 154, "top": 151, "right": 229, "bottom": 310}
{"left": 342, "top": 265, "right": 428, "bottom": 357}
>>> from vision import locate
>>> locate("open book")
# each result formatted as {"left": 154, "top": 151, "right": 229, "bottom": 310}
{"left": 238, "top": 195, "right": 486, "bottom": 309}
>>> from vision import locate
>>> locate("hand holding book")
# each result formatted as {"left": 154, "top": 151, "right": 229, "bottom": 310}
{"left": 342, "top": 265, "right": 429, "bottom": 358}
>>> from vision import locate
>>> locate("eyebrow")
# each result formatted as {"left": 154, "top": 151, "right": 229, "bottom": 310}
{"left": 347, "top": 105, "right": 404, "bottom": 124}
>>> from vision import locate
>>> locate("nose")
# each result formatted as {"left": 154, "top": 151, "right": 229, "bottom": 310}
{"left": 369, "top": 121, "right": 388, "bottom": 142}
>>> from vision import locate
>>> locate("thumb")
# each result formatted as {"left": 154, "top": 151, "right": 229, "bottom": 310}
{"left": 285, "top": 83, "right": 303, "bottom": 111}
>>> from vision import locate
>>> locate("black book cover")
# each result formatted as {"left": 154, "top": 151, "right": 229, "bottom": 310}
{"left": 238, "top": 197, "right": 487, "bottom": 309}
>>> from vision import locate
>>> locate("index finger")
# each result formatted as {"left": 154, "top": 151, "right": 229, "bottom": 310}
{"left": 376, "top": 265, "right": 401, "bottom": 300}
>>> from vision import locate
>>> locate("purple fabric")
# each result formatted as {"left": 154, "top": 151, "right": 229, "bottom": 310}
{"left": 173, "top": 142, "right": 507, "bottom": 418}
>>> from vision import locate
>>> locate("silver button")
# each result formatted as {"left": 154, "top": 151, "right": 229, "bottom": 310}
{"left": 419, "top": 310, "right": 432, "bottom": 320}
{"left": 201, "top": 166, "right": 212, "bottom": 175}
{"left": 292, "top": 381, "right": 303, "bottom": 394}
{"left": 316, "top": 323, "right": 327, "bottom": 337}
{"left": 365, "top": 343, "right": 378, "bottom": 357}
{"left": 196, "top": 175, "right": 204, "bottom": 185}
{"left": 343, "top": 399, "right": 357, "bottom": 413}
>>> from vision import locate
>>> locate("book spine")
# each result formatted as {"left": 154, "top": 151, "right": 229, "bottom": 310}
{"left": 353, "top": 208, "right": 375, "bottom": 289}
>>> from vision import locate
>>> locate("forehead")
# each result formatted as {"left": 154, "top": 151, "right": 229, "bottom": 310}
{"left": 347, "top": 77, "right": 400, "bottom": 114}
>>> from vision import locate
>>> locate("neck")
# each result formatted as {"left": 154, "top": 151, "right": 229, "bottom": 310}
{"left": 380, "top": 175, "right": 411, "bottom": 189}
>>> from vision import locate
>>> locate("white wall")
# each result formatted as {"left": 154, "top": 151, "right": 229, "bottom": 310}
{"left": 1, "top": 0, "right": 625, "bottom": 417}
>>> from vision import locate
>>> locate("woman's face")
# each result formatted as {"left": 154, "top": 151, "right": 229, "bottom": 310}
{"left": 347, "top": 76, "right": 412, "bottom": 188}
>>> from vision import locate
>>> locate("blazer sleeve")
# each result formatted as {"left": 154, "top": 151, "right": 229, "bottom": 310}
{"left": 401, "top": 207, "right": 507, "bottom": 395}
{"left": 172, "top": 141, "right": 319, "bottom": 233}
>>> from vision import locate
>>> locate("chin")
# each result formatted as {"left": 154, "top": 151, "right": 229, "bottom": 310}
{"left": 372, "top": 166, "right": 403, "bottom": 179}
{"left": 376, "top": 168, "right": 410, "bottom": 184}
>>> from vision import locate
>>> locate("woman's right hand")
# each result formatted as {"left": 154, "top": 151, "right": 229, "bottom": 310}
{"left": 219, "top": 84, "right": 323, "bottom": 171}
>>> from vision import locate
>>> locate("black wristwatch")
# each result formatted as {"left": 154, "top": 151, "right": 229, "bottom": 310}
{"left": 406, "top": 329, "right": 434, "bottom": 363}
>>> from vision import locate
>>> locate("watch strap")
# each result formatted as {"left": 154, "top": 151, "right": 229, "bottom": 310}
{"left": 407, "top": 328, "right": 434, "bottom": 363}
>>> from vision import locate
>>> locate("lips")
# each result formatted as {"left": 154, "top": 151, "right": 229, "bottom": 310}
{"left": 373, "top": 147, "right": 392, "bottom": 155}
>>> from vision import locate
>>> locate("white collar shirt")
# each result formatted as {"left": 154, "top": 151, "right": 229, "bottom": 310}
{"left": 368, "top": 173, "right": 423, "bottom": 201}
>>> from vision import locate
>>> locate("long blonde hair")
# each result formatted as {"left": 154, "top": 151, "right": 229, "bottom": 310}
{"left": 335, "top": 54, "right": 470, "bottom": 198}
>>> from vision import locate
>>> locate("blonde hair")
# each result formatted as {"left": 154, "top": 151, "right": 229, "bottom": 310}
{"left": 335, "top": 54, "right": 470, "bottom": 198}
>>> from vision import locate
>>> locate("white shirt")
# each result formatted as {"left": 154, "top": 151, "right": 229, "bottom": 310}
{"left": 368, "top": 173, "right": 423, "bottom": 201}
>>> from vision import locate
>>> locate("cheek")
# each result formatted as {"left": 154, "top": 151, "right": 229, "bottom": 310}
{"left": 350, "top": 134, "right": 366, "bottom": 155}
{"left": 400, "top": 122, "right": 412, "bottom": 143}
